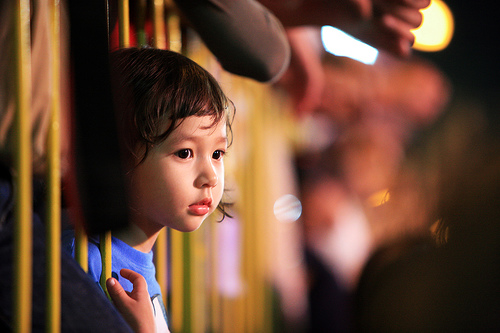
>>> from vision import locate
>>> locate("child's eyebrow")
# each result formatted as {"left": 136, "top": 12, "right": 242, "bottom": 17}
{"left": 168, "top": 133, "right": 228, "bottom": 146}
{"left": 215, "top": 136, "right": 229, "bottom": 145}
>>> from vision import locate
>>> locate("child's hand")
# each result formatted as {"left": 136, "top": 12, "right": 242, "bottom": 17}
{"left": 106, "top": 268, "right": 156, "bottom": 333}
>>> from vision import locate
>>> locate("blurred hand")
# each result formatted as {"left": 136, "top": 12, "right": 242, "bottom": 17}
{"left": 277, "top": 27, "right": 325, "bottom": 115}
{"left": 348, "top": 0, "right": 431, "bottom": 56}
{"left": 260, "top": 0, "right": 430, "bottom": 57}
{"left": 107, "top": 269, "right": 157, "bottom": 333}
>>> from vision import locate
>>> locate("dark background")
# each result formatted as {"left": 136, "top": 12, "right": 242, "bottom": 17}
{"left": 418, "top": 2, "right": 499, "bottom": 120}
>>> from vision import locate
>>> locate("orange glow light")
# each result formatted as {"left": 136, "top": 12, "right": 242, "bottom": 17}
{"left": 412, "top": 0, "right": 454, "bottom": 52}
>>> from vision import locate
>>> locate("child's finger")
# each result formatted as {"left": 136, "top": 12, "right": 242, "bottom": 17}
{"left": 106, "top": 277, "right": 130, "bottom": 308}
{"left": 107, "top": 274, "right": 156, "bottom": 333}
{"left": 119, "top": 268, "right": 149, "bottom": 295}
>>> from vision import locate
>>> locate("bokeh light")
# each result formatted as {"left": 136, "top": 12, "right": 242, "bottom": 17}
{"left": 273, "top": 194, "right": 302, "bottom": 223}
{"left": 412, "top": 0, "right": 454, "bottom": 52}
{"left": 321, "top": 26, "right": 379, "bottom": 65}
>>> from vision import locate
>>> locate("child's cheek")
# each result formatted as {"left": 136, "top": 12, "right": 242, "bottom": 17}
{"left": 215, "top": 175, "right": 225, "bottom": 205}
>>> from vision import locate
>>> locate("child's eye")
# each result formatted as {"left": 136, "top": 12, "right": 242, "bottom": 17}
{"left": 212, "top": 150, "right": 225, "bottom": 160}
{"left": 175, "top": 149, "right": 193, "bottom": 159}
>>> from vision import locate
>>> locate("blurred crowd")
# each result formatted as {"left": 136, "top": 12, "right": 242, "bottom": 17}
{"left": 270, "top": 2, "right": 499, "bottom": 332}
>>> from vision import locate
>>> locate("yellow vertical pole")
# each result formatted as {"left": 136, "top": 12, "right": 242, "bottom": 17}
{"left": 99, "top": 231, "right": 112, "bottom": 298}
{"left": 118, "top": 0, "right": 130, "bottom": 48}
{"left": 209, "top": 222, "right": 221, "bottom": 333}
{"left": 155, "top": 229, "right": 168, "bottom": 307}
{"left": 135, "top": 0, "right": 147, "bottom": 47}
{"left": 239, "top": 80, "right": 270, "bottom": 333}
{"left": 74, "top": 223, "right": 88, "bottom": 272}
{"left": 237, "top": 80, "right": 253, "bottom": 333}
{"left": 256, "top": 88, "right": 273, "bottom": 333}
{"left": 46, "top": 0, "right": 61, "bottom": 332}
{"left": 170, "top": 229, "right": 184, "bottom": 332}
{"left": 184, "top": 232, "right": 193, "bottom": 333}
{"left": 249, "top": 83, "right": 263, "bottom": 333}
{"left": 188, "top": 46, "right": 221, "bottom": 333}
{"left": 151, "top": 0, "right": 168, "bottom": 308}
{"left": 152, "top": 0, "right": 167, "bottom": 49}
{"left": 191, "top": 223, "right": 207, "bottom": 333}
{"left": 224, "top": 76, "right": 250, "bottom": 333}
{"left": 98, "top": 0, "right": 131, "bottom": 296}
{"left": 13, "top": 0, "right": 32, "bottom": 332}
{"left": 165, "top": 0, "right": 181, "bottom": 53}
{"left": 163, "top": 2, "right": 185, "bottom": 331}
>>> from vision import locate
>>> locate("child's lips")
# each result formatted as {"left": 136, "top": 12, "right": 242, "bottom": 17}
{"left": 188, "top": 198, "right": 212, "bottom": 216}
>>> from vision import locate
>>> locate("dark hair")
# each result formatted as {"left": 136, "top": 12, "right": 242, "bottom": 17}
{"left": 110, "top": 47, "right": 235, "bottom": 219}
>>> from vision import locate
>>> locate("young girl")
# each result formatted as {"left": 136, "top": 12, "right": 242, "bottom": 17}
{"left": 63, "top": 47, "right": 234, "bottom": 332}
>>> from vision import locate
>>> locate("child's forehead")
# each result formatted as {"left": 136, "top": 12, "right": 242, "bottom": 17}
{"left": 167, "top": 116, "right": 227, "bottom": 142}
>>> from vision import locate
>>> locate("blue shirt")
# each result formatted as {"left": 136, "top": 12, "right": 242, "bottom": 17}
{"left": 62, "top": 231, "right": 169, "bottom": 330}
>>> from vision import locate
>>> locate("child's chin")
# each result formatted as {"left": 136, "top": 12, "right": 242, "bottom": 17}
{"left": 175, "top": 219, "right": 206, "bottom": 233}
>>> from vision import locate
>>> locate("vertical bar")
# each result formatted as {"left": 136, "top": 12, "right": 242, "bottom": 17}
{"left": 244, "top": 82, "right": 260, "bottom": 333}
{"left": 155, "top": 229, "right": 167, "bottom": 306}
{"left": 170, "top": 229, "right": 184, "bottom": 332}
{"left": 224, "top": 76, "right": 249, "bottom": 333}
{"left": 74, "top": 223, "right": 88, "bottom": 272}
{"left": 163, "top": 3, "right": 184, "bottom": 331}
{"left": 135, "top": 0, "right": 147, "bottom": 47}
{"left": 256, "top": 88, "right": 273, "bottom": 333}
{"left": 46, "top": 0, "right": 61, "bottom": 331}
{"left": 118, "top": 0, "right": 130, "bottom": 47}
{"left": 239, "top": 80, "right": 270, "bottom": 332}
{"left": 13, "top": 0, "right": 32, "bottom": 332}
{"left": 97, "top": 0, "right": 131, "bottom": 296}
{"left": 183, "top": 233, "right": 192, "bottom": 332}
{"left": 209, "top": 222, "right": 221, "bottom": 333}
{"left": 165, "top": 0, "right": 181, "bottom": 53}
{"left": 152, "top": 0, "right": 167, "bottom": 49}
{"left": 100, "top": 231, "right": 112, "bottom": 298}
{"left": 191, "top": 225, "right": 206, "bottom": 333}
{"left": 152, "top": 0, "right": 168, "bottom": 309}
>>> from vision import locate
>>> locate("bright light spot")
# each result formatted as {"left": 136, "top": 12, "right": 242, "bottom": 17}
{"left": 321, "top": 26, "right": 379, "bottom": 65}
{"left": 412, "top": 0, "right": 454, "bottom": 52}
{"left": 367, "top": 189, "right": 390, "bottom": 207}
{"left": 273, "top": 194, "right": 302, "bottom": 223}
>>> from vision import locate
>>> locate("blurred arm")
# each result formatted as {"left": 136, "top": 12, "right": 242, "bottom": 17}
{"left": 174, "top": 0, "right": 291, "bottom": 82}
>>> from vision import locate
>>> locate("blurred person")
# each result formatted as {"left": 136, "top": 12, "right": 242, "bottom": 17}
{"left": 318, "top": 54, "right": 450, "bottom": 247}
{"left": 293, "top": 51, "right": 450, "bottom": 332}
{"left": 318, "top": 54, "right": 450, "bottom": 129}
{"left": 268, "top": 0, "right": 431, "bottom": 115}
{"left": 172, "top": 0, "right": 291, "bottom": 82}
{"left": 270, "top": 34, "right": 445, "bottom": 330}
{"left": 260, "top": 0, "right": 430, "bottom": 57}
{"left": 0, "top": 1, "right": 141, "bottom": 331}
{"left": 354, "top": 102, "right": 500, "bottom": 332}
{"left": 298, "top": 170, "right": 371, "bottom": 332}
{"left": 296, "top": 122, "right": 400, "bottom": 331}
{"left": 276, "top": 27, "right": 326, "bottom": 115}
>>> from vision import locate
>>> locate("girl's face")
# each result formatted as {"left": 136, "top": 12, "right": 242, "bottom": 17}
{"left": 128, "top": 115, "right": 227, "bottom": 233}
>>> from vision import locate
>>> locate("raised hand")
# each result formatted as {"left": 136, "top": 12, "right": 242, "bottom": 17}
{"left": 358, "top": 0, "right": 431, "bottom": 56}
{"left": 106, "top": 269, "right": 157, "bottom": 333}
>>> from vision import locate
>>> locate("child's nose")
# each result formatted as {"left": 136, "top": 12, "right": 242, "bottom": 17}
{"left": 195, "top": 160, "right": 218, "bottom": 188}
